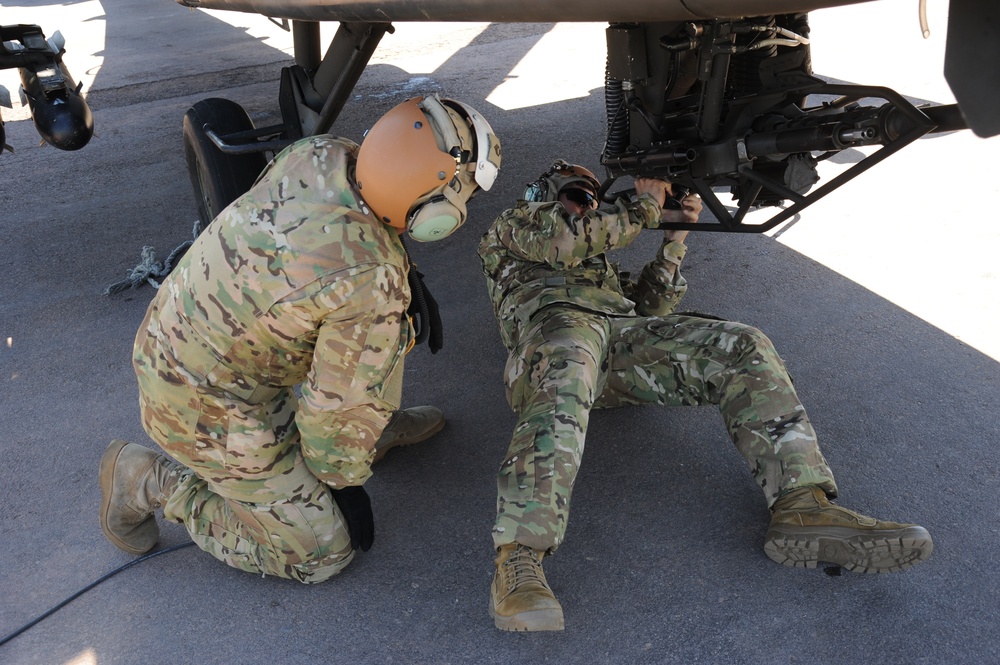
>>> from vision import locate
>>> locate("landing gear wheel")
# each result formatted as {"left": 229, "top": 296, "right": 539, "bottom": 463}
{"left": 182, "top": 97, "right": 268, "bottom": 233}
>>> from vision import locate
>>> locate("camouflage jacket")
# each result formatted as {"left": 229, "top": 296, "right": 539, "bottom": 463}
{"left": 134, "top": 136, "right": 410, "bottom": 491}
{"left": 478, "top": 194, "right": 688, "bottom": 349}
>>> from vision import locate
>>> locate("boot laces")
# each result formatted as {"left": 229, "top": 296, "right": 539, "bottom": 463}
{"left": 501, "top": 545, "right": 547, "bottom": 592}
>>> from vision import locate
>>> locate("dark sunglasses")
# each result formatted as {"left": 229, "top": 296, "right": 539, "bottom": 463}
{"left": 562, "top": 188, "right": 597, "bottom": 208}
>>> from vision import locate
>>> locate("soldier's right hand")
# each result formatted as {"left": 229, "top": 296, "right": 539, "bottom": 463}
{"left": 635, "top": 177, "right": 671, "bottom": 211}
{"left": 330, "top": 485, "right": 375, "bottom": 551}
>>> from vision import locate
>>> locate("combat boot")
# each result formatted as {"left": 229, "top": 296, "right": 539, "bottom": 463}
{"left": 490, "top": 543, "right": 564, "bottom": 631}
{"left": 764, "top": 485, "right": 933, "bottom": 573}
{"left": 99, "top": 439, "right": 184, "bottom": 555}
{"left": 372, "top": 406, "right": 445, "bottom": 463}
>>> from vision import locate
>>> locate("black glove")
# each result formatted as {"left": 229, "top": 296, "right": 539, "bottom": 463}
{"left": 329, "top": 485, "right": 374, "bottom": 552}
{"left": 407, "top": 268, "right": 444, "bottom": 354}
{"left": 421, "top": 273, "right": 443, "bottom": 354}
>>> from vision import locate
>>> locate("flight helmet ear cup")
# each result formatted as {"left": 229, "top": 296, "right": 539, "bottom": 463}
{"left": 524, "top": 159, "right": 601, "bottom": 202}
{"left": 408, "top": 182, "right": 468, "bottom": 242}
{"left": 523, "top": 177, "right": 550, "bottom": 202}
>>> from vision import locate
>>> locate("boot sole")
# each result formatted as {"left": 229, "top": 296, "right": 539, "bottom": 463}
{"left": 764, "top": 524, "right": 933, "bottom": 573}
{"left": 99, "top": 439, "right": 156, "bottom": 556}
{"left": 490, "top": 603, "right": 565, "bottom": 632}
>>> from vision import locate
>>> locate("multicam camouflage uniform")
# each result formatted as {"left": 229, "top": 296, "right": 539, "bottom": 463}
{"left": 133, "top": 136, "right": 411, "bottom": 582}
{"left": 478, "top": 194, "right": 837, "bottom": 553}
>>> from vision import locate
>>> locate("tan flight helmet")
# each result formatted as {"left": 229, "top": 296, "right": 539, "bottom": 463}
{"left": 523, "top": 159, "right": 601, "bottom": 203}
{"left": 355, "top": 95, "right": 501, "bottom": 242}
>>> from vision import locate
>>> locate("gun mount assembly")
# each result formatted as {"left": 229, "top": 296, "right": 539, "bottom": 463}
{"left": 598, "top": 16, "right": 975, "bottom": 233}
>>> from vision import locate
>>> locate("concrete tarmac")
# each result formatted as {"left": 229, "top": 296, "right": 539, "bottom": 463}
{"left": 2, "top": 1, "right": 999, "bottom": 663}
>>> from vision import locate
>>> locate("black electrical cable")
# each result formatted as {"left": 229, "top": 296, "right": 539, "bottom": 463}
{"left": 0, "top": 541, "right": 196, "bottom": 648}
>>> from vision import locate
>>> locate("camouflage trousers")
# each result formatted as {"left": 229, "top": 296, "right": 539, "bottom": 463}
{"left": 163, "top": 465, "right": 355, "bottom": 583}
{"left": 136, "top": 373, "right": 356, "bottom": 583}
{"left": 494, "top": 307, "right": 838, "bottom": 552}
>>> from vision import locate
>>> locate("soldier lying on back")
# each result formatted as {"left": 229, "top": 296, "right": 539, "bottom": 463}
{"left": 478, "top": 160, "right": 933, "bottom": 632}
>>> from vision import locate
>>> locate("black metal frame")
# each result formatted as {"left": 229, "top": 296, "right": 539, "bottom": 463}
{"left": 671, "top": 85, "right": 949, "bottom": 234}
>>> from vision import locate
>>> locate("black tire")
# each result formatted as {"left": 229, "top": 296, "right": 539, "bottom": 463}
{"left": 182, "top": 98, "right": 268, "bottom": 232}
